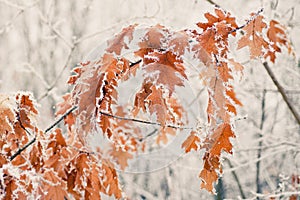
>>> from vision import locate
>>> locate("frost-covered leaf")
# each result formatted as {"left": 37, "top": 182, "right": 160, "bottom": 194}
{"left": 237, "top": 14, "right": 268, "bottom": 58}
{"left": 264, "top": 20, "right": 294, "bottom": 63}
{"left": 181, "top": 131, "right": 200, "bottom": 153}
{"left": 110, "top": 146, "right": 133, "bottom": 170}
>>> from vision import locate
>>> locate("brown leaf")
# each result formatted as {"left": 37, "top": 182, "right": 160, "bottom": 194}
{"left": 199, "top": 160, "right": 219, "bottom": 192}
{"left": 167, "top": 31, "right": 190, "bottom": 55}
{"left": 102, "top": 160, "right": 122, "bottom": 199}
{"left": 228, "top": 59, "right": 244, "bottom": 75}
{"left": 110, "top": 146, "right": 133, "bottom": 170}
{"left": 138, "top": 24, "right": 167, "bottom": 50}
{"left": 106, "top": 24, "right": 137, "bottom": 55}
{"left": 56, "top": 93, "right": 75, "bottom": 128}
{"left": 40, "top": 169, "right": 68, "bottom": 200}
{"left": 0, "top": 94, "right": 15, "bottom": 134}
{"left": 29, "top": 141, "right": 43, "bottom": 171}
{"left": 143, "top": 51, "right": 187, "bottom": 94}
{"left": 237, "top": 14, "right": 268, "bottom": 58}
{"left": 197, "top": 8, "right": 238, "bottom": 33}
{"left": 68, "top": 65, "right": 83, "bottom": 85}
{"left": 264, "top": 20, "right": 294, "bottom": 63}
{"left": 181, "top": 131, "right": 200, "bottom": 153}
{"left": 156, "top": 127, "right": 176, "bottom": 145}
{"left": 199, "top": 123, "right": 235, "bottom": 192}
{"left": 209, "top": 123, "right": 235, "bottom": 156}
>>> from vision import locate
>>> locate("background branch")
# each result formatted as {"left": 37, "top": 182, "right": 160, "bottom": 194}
{"left": 262, "top": 62, "right": 300, "bottom": 125}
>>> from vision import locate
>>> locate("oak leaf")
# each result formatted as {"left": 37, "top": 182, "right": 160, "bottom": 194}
{"left": 106, "top": 24, "right": 137, "bottom": 55}
{"left": 197, "top": 8, "right": 238, "bottom": 33}
{"left": 199, "top": 123, "right": 235, "bottom": 192}
{"left": 181, "top": 131, "right": 200, "bottom": 153}
{"left": 110, "top": 146, "right": 133, "bottom": 170}
{"left": 40, "top": 169, "right": 68, "bottom": 200}
{"left": 0, "top": 94, "right": 15, "bottom": 135}
{"left": 237, "top": 14, "right": 268, "bottom": 58}
{"left": 264, "top": 20, "right": 293, "bottom": 63}
{"left": 156, "top": 127, "right": 176, "bottom": 145}
{"left": 56, "top": 93, "right": 75, "bottom": 128}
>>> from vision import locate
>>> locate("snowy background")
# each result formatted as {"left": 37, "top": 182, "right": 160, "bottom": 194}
{"left": 0, "top": 0, "right": 299, "bottom": 199}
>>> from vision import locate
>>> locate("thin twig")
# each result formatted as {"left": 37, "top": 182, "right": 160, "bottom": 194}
{"left": 45, "top": 106, "right": 78, "bottom": 133}
{"left": 205, "top": 0, "right": 220, "bottom": 7}
{"left": 0, "top": 0, "right": 40, "bottom": 35}
{"left": 262, "top": 62, "right": 300, "bottom": 125}
{"left": 99, "top": 111, "right": 193, "bottom": 130}
{"left": 0, "top": 10, "right": 24, "bottom": 35}
{"left": 38, "top": 45, "right": 76, "bottom": 102}
{"left": 254, "top": 191, "right": 300, "bottom": 199}
{"left": 130, "top": 59, "right": 142, "bottom": 67}
{"left": 139, "top": 129, "right": 158, "bottom": 142}
{"left": 16, "top": 114, "right": 32, "bottom": 136}
{"left": 224, "top": 147, "right": 294, "bottom": 173}
{"left": 246, "top": 88, "right": 300, "bottom": 94}
{"left": 9, "top": 137, "right": 36, "bottom": 161}
{"left": 9, "top": 106, "right": 78, "bottom": 161}
{"left": 229, "top": 8, "right": 264, "bottom": 34}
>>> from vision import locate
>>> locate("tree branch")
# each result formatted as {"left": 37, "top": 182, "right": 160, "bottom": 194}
{"left": 225, "top": 159, "right": 246, "bottom": 199}
{"left": 9, "top": 106, "right": 78, "bottom": 161}
{"left": 9, "top": 137, "right": 36, "bottom": 161}
{"left": 262, "top": 62, "right": 300, "bottom": 125}
{"left": 256, "top": 89, "right": 266, "bottom": 198}
{"left": 205, "top": 0, "right": 220, "bottom": 7}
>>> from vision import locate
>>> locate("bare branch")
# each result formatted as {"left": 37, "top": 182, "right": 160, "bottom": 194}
{"left": 256, "top": 89, "right": 266, "bottom": 196}
{"left": 205, "top": 0, "right": 220, "bottom": 7}
{"left": 225, "top": 159, "right": 246, "bottom": 199}
{"left": 262, "top": 61, "right": 300, "bottom": 125}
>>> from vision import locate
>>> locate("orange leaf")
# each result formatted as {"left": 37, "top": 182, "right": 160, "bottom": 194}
{"left": 199, "top": 162, "right": 219, "bottom": 192}
{"left": 56, "top": 93, "right": 75, "bottom": 128}
{"left": 264, "top": 20, "right": 294, "bottom": 63}
{"left": 181, "top": 131, "right": 200, "bottom": 153}
{"left": 0, "top": 94, "right": 15, "bottom": 134}
{"left": 110, "top": 146, "right": 133, "bottom": 170}
{"left": 41, "top": 169, "right": 68, "bottom": 200}
{"left": 106, "top": 24, "right": 137, "bottom": 55}
{"left": 199, "top": 123, "right": 235, "bottom": 193}
{"left": 197, "top": 8, "right": 238, "bottom": 33}
{"left": 102, "top": 160, "right": 122, "bottom": 199}
{"left": 228, "top": 58, "right": 244, "bottom": 75}
{"left": 237, "top": 14, "right": 268, "bottom": 58}
{"left": 156, "top": 127, "right": 176, "bottom": 145}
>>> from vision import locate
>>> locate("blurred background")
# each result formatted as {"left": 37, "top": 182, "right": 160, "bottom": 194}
{"left": 0, "top": 0, "right": 299, "bottom": 199}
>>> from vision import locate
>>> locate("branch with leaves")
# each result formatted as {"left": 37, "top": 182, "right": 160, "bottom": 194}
{"left": 0, "top": 6, "right": 296, "bottom": 199}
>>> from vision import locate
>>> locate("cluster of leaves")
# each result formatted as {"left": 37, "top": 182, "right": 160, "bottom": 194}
{"left": 0, "top": 93, "right": 122, "bottom": 199}
{"left": 0, "top": 7, "right": 293, "bottom": 199}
